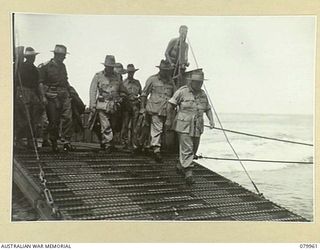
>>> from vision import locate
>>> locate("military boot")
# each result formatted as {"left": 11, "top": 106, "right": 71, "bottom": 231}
{"left": 51, "top": 140, "right": 59, "bottom": 153}
{"left": 41, "top": 139, "right": 50, "bottom": 148}
{"left": 63, "top": 143, "right": 75, "bottom": 152}
{"left": 185, "top": 168, "right": 195, "bottom": 186}
{"left": 153, "top": 152, "right": 163, "bottom": 163}
{"left": 175, "top": 162, "right": 185, "bottom": 175}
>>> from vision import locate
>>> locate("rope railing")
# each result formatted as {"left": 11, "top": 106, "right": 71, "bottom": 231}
{"left": 188, "top": 37, "right": 263, "bottom": 196}
{"left": 204, "top": 125, "right": 313, "bottom": 147}
{"left": 196, "top": 155, "right": 313, "bottom": 165}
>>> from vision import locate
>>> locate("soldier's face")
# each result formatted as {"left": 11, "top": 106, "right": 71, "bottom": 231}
{"left": 191, "top": 81, "right": 203, "bottom": 91}
{"left": 54, "top": 53, "right": 66, "bottom": 63}
{"left": 159, "top": 69, "right": 171, "bottom": 79}
{"left": 105, "top": 66, "right": 114, "bottom": 74}
{"left": 179, "top": 28, "right": 188, "bottom": 40}
{"left": 128, "top": 71, "right": 134, "bottom": 79}
{"left": 25, "top": 55, "right": 36, "bottom": 64}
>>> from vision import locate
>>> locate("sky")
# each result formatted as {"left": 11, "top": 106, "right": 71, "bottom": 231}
{"left": 13, "top": 14, "right": 316, "bottom": 115}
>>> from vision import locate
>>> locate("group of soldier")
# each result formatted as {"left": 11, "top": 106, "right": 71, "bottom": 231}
{"left": 14, "top": 25, "right": 215, "bottom": 185}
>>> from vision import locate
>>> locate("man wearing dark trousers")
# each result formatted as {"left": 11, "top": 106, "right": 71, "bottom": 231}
{"left": 38, "top": 44, "right": 74, "bottom": 152}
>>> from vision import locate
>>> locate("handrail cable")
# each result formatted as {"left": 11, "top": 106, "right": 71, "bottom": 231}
{"left": 203, "top": 125, "right": 313, "bottom": 147}
{"left": 197, "top": 155, "right": 313, "bottom": 165}
{"left": 188, "top": 37, "right": 263, "bottom": 196}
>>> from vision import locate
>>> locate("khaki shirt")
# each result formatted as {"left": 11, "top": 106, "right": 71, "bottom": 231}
{"left": 169, "top": 85, "right": 211, "bottom": 137}
{"left": 123, "top": 78, "right": 142, "bottom": 102}
{"left": 38, "top": 59, "right": 69, "bottom": 88}
{"left": 89, "top": 70, "right": 127, "bottom": 110}
{"left": 141, "top": 74, "right": 176, "bottom": 116}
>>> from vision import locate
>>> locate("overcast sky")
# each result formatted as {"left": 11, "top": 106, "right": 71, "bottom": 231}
{"left": 13, "top": 14, "right": 315, "bottom": 115}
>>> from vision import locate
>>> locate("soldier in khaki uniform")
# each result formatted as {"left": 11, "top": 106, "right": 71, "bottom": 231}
{"left": 38, "top": 45, "right": 74, "bottom": 152}
{"left": 121, "top": 64, "right": 142, "bottom": 150}
{"left": 89, "top": 55, "right": 128, "bottom": 152}
{"left": 140, "top": 60, "right": 175, "bottom": 162}
{"left": 15, "top": 47, "right": 45, "bottom": 148}
{"left": 166, "top": 69, "right": 215, "bottom": 185}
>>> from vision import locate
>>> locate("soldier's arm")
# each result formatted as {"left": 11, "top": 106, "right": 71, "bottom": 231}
{"left": 185, "top": 44, "right": 189, "bottom": 67}
{"left": 165, "top": 102, "right": 176, "bottom": 128}
{"left": 62, "top": 64, "right": 71, "bottom": 88}
{"left": 119, "top": 81, "right": 129, "bottom": 98}
{"left": 89, "top": 74, "right": 99, "bottom": 110}
{"left": 137, "top": 80, "right": 142, "bottom": 96}
{"left": 204, "top": 93, "right": 214, "bottom": 128}
{"left": 205, "top": 109, "right": 215, "bottom": 129}
{"left": 140, "top": 77, "right": 153, "bottom": 111}
{"left": 38, "top": 64, "right": 48, "bottom": 104}
{"left": 38, "top": 63, "right": 46, "bottom": 85}
{"left": 166, "top": 89, "right": 180, "bottom": 126}
{"left": 165, "top": 39, "right": 176, "bottom": 66}
{"left": 38, "top": 83, "right": 47, "bottom": 105}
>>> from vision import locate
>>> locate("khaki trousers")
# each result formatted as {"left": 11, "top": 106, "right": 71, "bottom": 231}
{"left": 150, "top": 115, "right": 165, "bottom": 153}
{"left": 178, "top": 133, "right": 200, "bottom": 169}
{"left": 46, "top": 91, "right": 73, "bottom": 143}
{"left": 98, "top": 111, "right": 114, "bottom": 146}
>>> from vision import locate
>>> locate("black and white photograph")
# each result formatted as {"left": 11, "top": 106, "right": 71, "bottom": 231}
{"left": 12, "top": 13, "right": 315, "bottom": 222}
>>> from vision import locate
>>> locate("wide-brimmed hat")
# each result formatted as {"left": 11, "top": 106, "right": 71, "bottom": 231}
{"left": 185, "top": 69, "right": 208, "bottom": 82}
{"left": 114, "top": 63, "right": 127, "bottom": 74}
{"left": 24, "top": 47, "right": 39, "bottom": 56}
{"left": 51, "top": 44, "right": 69, "bottom": 54}
{"left": 102, "top": 55, "right": 116, "bottom": 67}
{"left": 127, "top": 64, "right": 139, "bottom": 72}
{"left": 156, "top": 60, "right": 174, "bottom": 70}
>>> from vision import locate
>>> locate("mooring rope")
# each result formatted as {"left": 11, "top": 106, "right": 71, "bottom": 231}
{"left": 204, "top": 125, "right": 313, "bottom": 147}
{"left": 188, "top": 37, "right": 263, "bottom": 196}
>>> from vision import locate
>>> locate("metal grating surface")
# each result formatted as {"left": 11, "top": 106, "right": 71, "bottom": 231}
{"left": 13, "top": 145, "right": 308, "bottom": 221}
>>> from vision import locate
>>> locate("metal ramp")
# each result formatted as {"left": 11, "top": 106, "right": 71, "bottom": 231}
{"left": 13, "top": 145, "right": 308, "bottom": 221}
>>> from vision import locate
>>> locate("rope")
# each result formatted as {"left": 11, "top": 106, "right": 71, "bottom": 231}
{"left": 204, "top": 125, "right": 313, "bottom": 147}
{"left": 197, "top": 155, "right": 313, "bottom": 165}
{"left": 188, "top": 38, "right": 263, "bottom": 196}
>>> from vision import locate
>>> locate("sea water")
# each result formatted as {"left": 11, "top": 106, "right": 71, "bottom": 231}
{"left": 196, "top": 113, "right": 314, "bottom": 221}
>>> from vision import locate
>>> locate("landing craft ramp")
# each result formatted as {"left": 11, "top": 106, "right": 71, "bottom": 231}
{"left": 13, "top": 144, "right": 308, "bottom": 221}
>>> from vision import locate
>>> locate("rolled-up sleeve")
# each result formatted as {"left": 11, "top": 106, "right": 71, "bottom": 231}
{"left": 168, "top": 88, "right": 182, "bottom": 106}
{"left": 141, "top": 76, "right": 153, "bottom": 97}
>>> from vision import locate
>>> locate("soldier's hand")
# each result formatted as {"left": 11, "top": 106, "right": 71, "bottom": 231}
{"left": 165, "top": 120, "right": 172, "bottom": 131}
{"left": 91, "top": 107, "right": 96, "bottom": 113}
{"left": 139, "top": 108, "right": 146, "bottom": 114}
{"left": 42, "top": 96, "right": 48, "bottom": 106}
{"left": 209, "top": 120, "right": 215, "bottom": 129}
